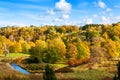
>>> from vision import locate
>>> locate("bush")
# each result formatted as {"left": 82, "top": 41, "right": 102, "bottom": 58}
{"left": 24, "top": 57, "right": 39, "bottom": 64}
{"left": 25, "top": 64, "right": 45, "bottom": 70}
{"left": 68, "top": 58, "right": 89, "bottom": 67}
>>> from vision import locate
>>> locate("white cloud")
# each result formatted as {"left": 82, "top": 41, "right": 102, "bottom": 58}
{"left": 114, "top": 5, "right": 120, "bottom": 8}
{"left": 101, "top": 16, "right": 111, "bottom": 24}
{"left": 83, "top": 18, "right": 93, "bottom": 24}
{"left": 53, "top": 18, "right": 63, "bottom": 22}
{"left": 0, "top": 21, "right": 26, "bottom": 27}
{"left": 93, "top": 14, "right": 98, "bottom": 18}
{"left": 61, "top": 14, "right": 69, "bottom": 19}
{"left": 55, "top": 0, "right": 72, "bottom": 14}
{"left": 46, "top": 9, "right": 55, "bottom": 15}
{"left": 65, "top": 21, "right": 82, "bottom": 25}
{"left": 115, "top": 16, "right": 120, "bottom": 20}
{"left": 48, "top": 0, "right": 72, "bottom": 22}
{"left": 106, "top": 8, "right": 112, "bottom": 12}
{"left": 86, "top": 19, "right": 93, "bottom": 24}
{"left": 98, "top": 0, "right": 106, "bottom": 8}
{"left": 53, "top": 14, "right": 69, "bottom": 22}
{"left": 94, "top": 0, "right": 112, "bottom": 15}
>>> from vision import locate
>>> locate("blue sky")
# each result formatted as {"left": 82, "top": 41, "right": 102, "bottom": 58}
{"left": 0, "top": 0, "right": 120, "bottom": 26}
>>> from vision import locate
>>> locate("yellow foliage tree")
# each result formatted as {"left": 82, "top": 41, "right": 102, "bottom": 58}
{"left": 67, "top": 43, "right": 78, "bottom": 59}
{"left": 47, "top": 37, "right": 66, "bottom": 58}
{"left": 104, "top": 39, "right": 119, "bottom": 58}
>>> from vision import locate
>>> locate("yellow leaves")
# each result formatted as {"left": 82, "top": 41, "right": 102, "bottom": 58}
{"left": 83, "top": 42, "right": 90, "bottom": 58}
{"left": 68, "top": 43, "right": 78, "bottom": 58}
{"left": 103, "top": 32, "right": 109, "bottom": 40}
{"left": 35, "top": 40, "right": 47, "bottom": 49}
{"left": 0, "top": 36, "right": 11, "bottom": 45}
{"left": 48, "top": 37, "right": 66, "bottom": 58}
{"left": 104, "top": 39, "right": 119, "bottom": 58}
{"left": 28, "top": 42, "right": 35, "bottom": 48}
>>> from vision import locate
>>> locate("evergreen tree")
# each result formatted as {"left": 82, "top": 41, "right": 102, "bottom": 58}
{"left": 43, "top": 64, "right": 57, "bottom": 80}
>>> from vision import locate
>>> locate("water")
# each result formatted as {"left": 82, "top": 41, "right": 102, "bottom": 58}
{"left": 10, "top": 62, "right": 30, "bottom": 74}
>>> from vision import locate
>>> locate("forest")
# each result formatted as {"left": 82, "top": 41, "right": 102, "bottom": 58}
{"left": 1, "top": 22, "right": 120, "bottom": 80}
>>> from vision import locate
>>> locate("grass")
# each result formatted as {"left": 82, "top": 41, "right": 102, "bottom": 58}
{"left": 6, "top": 53, "right": 30, "bottom": 59}
{"left": 62, "top": 69, "right": 114, "bottom": 80}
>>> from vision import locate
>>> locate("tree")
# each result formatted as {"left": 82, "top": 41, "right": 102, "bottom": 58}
{"left": 47, "top": 37, "right": 66, "bottom": 59}
{"left": 43, "top": 64, "right": 57, "bottom": 80}
{"left": 21, "top": 42, "right": 30, "bottom": 54}
{"left": 67, "top": 43, "right": 78, "bottom": 59}
{"left": 76, "top": 43, "right": 87, "bottom": 59}
{"left": 43, "top": 47, "right": 61, "bottom": 64}
{"left": 29, "top": 46, "right": 43, "bottom": 63}
{"left": 9, "top": 41, "right": 22, "bottom": 53}
{"left": 104, "top": 39, "right": 119, "bottom": 58}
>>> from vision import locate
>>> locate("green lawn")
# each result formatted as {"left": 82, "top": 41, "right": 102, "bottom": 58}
{"left": 6, "top": 53, "right": 30, "bottom": 59}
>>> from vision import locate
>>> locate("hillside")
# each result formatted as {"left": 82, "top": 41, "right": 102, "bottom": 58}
{"left": 0, "top": 22, "right": 120, "bottom": 64}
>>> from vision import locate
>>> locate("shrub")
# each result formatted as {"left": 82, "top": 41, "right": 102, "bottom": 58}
{"left": 68, "top": 58, "right": 89, "bottom": 67}
{"left": 25, "top": 57, "right": 39, "bottom": 64}
{"left": 25, "top": 64, "right": 45, "bottom": 70}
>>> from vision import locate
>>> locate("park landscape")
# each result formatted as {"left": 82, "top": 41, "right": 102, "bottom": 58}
{"left": 1, "top": 0, "right": 120, "bottom": 80}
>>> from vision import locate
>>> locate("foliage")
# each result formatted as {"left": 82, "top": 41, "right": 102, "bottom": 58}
{"left": 21, "top": 42, "right": 30, "bottom": 54}
{"left": 43, "top": 47, "right": 61, "bottom": 64}
{"left": 43, "top": 64, "right": 57, "bottom": 80}
{"left": 29, "top": 46, "right": 43, "bottom": 63}
{"left": 67, "top": 43, "right": 78, "bottom": 59}
{"left": 68, "top": 58, "right": 89, "bottom": 67}
{"left": 0, "top": 22, "right": 120, "bottom": 64}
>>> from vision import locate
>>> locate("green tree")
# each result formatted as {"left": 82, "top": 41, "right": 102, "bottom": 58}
{"left": 21, "top": 42, "right": 30, "bottom": 54}
{"left": 29, "top": 46, "right": 43, "bottom": 63}
{"left": 43, "top": 47, "right": 60, "bottom": 64}
{"left": 77, "top": 43, "right": 86, "bottom": 59}
{"left": 47, "top": 37, "right": 66, "bottom": 58}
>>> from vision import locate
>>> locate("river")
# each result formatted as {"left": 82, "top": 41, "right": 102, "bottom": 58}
{"left": 10, "top": 62, "right": 30, "bottom": 74}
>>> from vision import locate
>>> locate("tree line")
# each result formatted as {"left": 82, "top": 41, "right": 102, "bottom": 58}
{"left": 0, "top": 22, "right": 120, "bottom": 65}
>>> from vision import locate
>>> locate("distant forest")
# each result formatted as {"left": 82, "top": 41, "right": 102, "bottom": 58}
{"left": 0, "top": 22, "right": 120, "bottom": 66}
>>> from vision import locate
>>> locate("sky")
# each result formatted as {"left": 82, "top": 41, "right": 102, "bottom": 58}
{"left": 0, "top": 0, "right": 120, "bottom": 26}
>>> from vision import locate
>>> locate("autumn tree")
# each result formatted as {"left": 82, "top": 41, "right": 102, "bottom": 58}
{"left": 47, "top": 37, "right": 66, "bottom": 59}
{"left": 76, "top": 42, "right": 90, "bottom": 60}
{"left": 43, "top": 47, "right": 61, "bottom": 64}
{"left": 21, "top": 42, "right": 30, "bottom": 54}
{"left": 104, "top": 39, "right": 119, "bottom": 58}
{"left": 67, "top": 43, "right": 78, "bottom": 59}
{"left": 29, "top": 40, "right": 47, "bottom": 63}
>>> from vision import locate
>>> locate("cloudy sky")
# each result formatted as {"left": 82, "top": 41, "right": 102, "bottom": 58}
{"left": 0, "top": 0, "right": 120, "bottom": 26}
